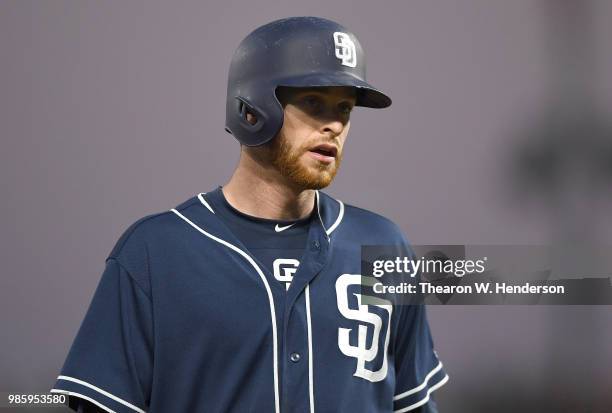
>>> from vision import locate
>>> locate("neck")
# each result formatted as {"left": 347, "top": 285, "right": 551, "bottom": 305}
{"left": 222, "top": 150, "right": 316, "bottom": 221}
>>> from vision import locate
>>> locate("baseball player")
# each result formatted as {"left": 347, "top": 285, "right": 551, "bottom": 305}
{"left": 52, "top": 16, "right": 448, "bottom": 413}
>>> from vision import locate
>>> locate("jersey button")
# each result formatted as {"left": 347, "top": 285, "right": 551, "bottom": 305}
{"left": 311, "top": 240, "right": 320, "bottom": 251}
{"left": 290, "top": 352, "right": 301, "bottom": 363}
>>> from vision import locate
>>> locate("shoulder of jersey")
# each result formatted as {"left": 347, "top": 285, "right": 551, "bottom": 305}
{"left": 105, "top": 196, "right": 202, "bottom": 264}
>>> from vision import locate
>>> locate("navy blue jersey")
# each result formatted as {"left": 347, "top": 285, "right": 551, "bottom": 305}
{"left": 52, "top": 189, "right": 448, "bottom": 412}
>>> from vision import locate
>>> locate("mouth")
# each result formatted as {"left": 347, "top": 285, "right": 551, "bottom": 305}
{"left": 307, "top": 143, "right": 338, "bottom": 164}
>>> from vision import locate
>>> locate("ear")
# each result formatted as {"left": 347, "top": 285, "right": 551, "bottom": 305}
{"left": 246, "top": 111, "right": 258, "bottom": 125}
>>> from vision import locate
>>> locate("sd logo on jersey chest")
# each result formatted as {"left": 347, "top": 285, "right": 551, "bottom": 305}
{"left": 335, "top": 273, "right": 393, "bottom": 382}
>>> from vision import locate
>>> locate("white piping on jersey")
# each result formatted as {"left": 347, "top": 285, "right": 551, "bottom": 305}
{"left": 314, "top": 191, "right": 328, "bottom": 242}
{"left": 393, "top": 374, "right": 449, "bottom": 413}
{"left": 392, "top": 360, "right": 445, "bottom": 401}
{"left": 51, "top": 389, "right": 117, "bottom": 413}
{"left": 305, "top": 284, "right": 315, "bottom": 413}
{"left": 326, "top": 198, "right": 344, "bottom": 236}
{"left": 170, "top": 208, "right": 281, "bottom": 413}
{"left": 197, "top": 192, "right": 215, "bottom": 214}
{"left": 53, "top": 375, "right": 146, "bottom": 413}
{"left": 314, "top": 190, "right": 344, "bottom": 239}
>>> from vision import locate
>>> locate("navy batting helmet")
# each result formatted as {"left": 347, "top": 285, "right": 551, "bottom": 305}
{"left": 224, "top": 16, "right": 392, "bottom": 147}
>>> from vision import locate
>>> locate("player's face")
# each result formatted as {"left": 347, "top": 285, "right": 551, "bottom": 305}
{"left": 268, "top": 86, "right": 357, "bottom": 190}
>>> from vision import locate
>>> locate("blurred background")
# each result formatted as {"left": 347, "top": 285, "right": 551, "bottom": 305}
{"left": 1, "top": 1, "right": 611, "bottom": 412}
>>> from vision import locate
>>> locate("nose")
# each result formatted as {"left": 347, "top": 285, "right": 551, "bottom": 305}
{"left": 320, "top": 110, "right": 347, "bottom": 136}
{"left": 321, "top": 119, "right": 344, "bottom": 135}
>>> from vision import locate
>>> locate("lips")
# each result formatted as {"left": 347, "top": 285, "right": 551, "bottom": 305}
{"left": 308, "top": 143, "right": 338, "bottom": 158}
{"left": 307, "top": 143, "right": 338, "bottom": 165}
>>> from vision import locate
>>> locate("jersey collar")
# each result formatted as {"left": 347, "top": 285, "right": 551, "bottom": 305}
{"left": 195, "top": 188, "right": 345, "bottom": 241}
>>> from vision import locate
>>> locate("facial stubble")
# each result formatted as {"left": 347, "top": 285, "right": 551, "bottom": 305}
{"left": 268, "top": 133, "right": 343, "bottom": 190}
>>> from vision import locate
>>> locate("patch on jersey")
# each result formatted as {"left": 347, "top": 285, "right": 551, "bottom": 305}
{"left": 273, "top": 258, "right": 300, "bottom": 290}
{"left": 335, "top": 273, "right": 392, "bottom": 382}
{"left": 333, "top": 32, "right": 357, "bottom": 67}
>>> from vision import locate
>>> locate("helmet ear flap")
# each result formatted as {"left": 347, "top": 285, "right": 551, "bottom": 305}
{"left": 234, "top": 96, "right": 266, "bottom": 132}
{"left": 227, "top": 87, "right": 284, "bottom": 146}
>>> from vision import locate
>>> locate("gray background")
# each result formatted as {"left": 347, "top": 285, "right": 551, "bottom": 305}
{"left": 2, "top": 1, "right": 612, "bottom": 412}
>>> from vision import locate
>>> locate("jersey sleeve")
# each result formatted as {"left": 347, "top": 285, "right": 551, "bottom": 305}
{"left": 392, "top": 304, "right": 448, "bottom": 412}
{"left": 51, "top": 258, "right": 153, "bottom": 413}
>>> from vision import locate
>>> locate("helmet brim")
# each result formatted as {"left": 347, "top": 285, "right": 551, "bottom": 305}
{"left": 275, "top": 72, "right": 392, "bottom": 109}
